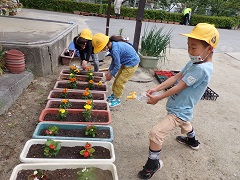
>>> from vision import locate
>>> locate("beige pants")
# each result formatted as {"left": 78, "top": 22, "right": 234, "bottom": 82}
{"left": 149, "top": 114, "right": 193, "bottom": 148}
{"left": 112, "top": 64, "right": 139, "bottom": 98}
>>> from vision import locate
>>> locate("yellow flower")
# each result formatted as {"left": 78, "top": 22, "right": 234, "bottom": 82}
{"left": 59, "top": 109, "right": 66, "bottom": 114}
{"left": 74, "top": 69, "right": 80, "bottom": 73}
{"left": 84, "top": 104, "right": 92, "bottom": 110}
{"left": 89, "top": 72, "right": 93, "bottom": 76}
{"left": 97, "top": 81, "right": 103, "bottom": 86}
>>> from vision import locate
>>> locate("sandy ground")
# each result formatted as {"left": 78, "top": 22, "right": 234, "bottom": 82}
{"left": 1, "top": 48, "right": 240, "bottom": 180}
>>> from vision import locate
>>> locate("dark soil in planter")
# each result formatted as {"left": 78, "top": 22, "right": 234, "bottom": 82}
{"left": 44, "top": 113, "right": 108, "bottom": 122}
{"left": 51, "top": 92, "right": 104, "bottom": 100}
{"left": 57, "top": 83, "right": 106, "bottom": 91}
{"left": 17, "top": 167, "right": 113, "bottom": 180}
{"left": 27, "top": 144, "right": 111, "bottom": 159}
{"left": 49, "top": 102, "right": 108, "bottom": 110}
{"left": 39, "top": 128, "right": 110, "bottom": 138}
{"left": 62, "top": 70, "right": 103, "bottom": 77}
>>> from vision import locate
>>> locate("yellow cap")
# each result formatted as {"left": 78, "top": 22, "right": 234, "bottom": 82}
{"left": 80, "top": 29, "right": 93, "bottom": 40}
{"left": 180, "top": 23, "right": 219, "bottom": 48}
{"left": 92, "top": 33, "right": 109, "bottom": 54}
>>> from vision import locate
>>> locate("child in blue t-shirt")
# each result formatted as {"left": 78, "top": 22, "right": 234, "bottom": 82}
{"left": 92, "top": 33, "right": 140, "bottom": 108}
{"left": 138, "top": 23, "right": 220, "bottom": 179}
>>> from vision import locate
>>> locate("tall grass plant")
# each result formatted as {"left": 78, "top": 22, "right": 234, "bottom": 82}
{"left": 140, "top": 26, "right": 172, "bottom": 63}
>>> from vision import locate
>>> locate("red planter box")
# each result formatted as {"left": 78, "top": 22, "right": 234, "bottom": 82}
{"left": 39, "top": 108, "right": 112, "bottom": 125}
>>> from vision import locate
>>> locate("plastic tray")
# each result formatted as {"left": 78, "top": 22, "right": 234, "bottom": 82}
{"left": 201, "top": 87, "right": 219, "bottom": 101}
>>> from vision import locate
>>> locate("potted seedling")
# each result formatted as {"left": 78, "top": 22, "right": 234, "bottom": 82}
{"left": 139, "top": 25, "right": 172, "bottom": 68}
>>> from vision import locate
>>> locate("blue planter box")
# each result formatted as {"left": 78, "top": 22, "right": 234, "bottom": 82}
{"left": 32, "top": 122, "right": 114, "bottom": 142}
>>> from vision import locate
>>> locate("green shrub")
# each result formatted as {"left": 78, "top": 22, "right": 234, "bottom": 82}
{"left": 20, "top": 0, "right": 239, "bottom": 29}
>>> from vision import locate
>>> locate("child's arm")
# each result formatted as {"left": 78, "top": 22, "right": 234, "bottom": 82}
{"left": 147, "top": 79, "right": 187, "bottom": 104}
{"left": 148, "top": 72, "right": 182, "bottom": 94}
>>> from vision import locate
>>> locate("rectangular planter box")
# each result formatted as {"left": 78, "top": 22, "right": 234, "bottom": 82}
{"left": 60, "top": 69, "right": 105, "bottom": 77}
{"left": 53, "top": 80, "right": 108, "bottom": 93}
{"left": 39, "top": 108, "right": 112, "bottom": 125}
{"left": 32, "top": 122, "right": 114, "bottom": 142}
{"left": 61, "top": 48, "right": 75, "bottom": 65}
{"left": 20, "top": 139, "right": 115, "bottom": 163}
{"left": 57, "top": 74, "right": 103, "bottom": 83}
{"left": 47, "top": 90, "right": 106, "bottom": 102}
{"left": 45, "top": 99, "right": 110, "bottom": 111}
{"left": 10, "top": 163, "right": 118, "bottom": 180}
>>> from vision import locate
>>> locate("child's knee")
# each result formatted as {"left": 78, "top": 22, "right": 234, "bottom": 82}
{"left": 149, "top": 128, "right": 164, "bottom": 146}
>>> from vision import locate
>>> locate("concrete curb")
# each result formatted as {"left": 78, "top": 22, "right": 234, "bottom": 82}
{"left": 0, "top": 71, "right": 34, "bottom": 115}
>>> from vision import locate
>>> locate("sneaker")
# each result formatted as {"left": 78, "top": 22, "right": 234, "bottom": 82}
{"left": 176, "top": 136, "right": 200, "bottom": 150}
{"left": 109, "top": 98, "right": 121, "bottom": 107}
{"left": 107, "top": 94, "right": 115, "bottom": 102}
{"left": 138, "top": 159, "right": 163, "bottom": 179}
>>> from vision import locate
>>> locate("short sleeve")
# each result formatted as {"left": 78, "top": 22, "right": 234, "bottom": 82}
{"left": 182, "top": 66, "right": 206, "bottom": 88}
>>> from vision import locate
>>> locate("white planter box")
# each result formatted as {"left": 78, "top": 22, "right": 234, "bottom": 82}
{"left": 10, "top": 162, "right": 118, "bottom": 180}
{"left": 20, "top": 139, "right": 115, "bottom": 163}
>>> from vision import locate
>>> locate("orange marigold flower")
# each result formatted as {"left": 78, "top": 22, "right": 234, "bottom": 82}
{"left": 86, "top": 66, "right": 92, "bottom": 71}
{"left": 83, "top": 91, "right": 89, "bottom": 96}
{"left": 85, "top": 88, "right": 89, "bottom": 91}
{"left": 70, "top": 65, "right": 75, "bottom": 69}
{"left": 62, "top": 99, "right": 68, "bottom": 104}
{"left": 86, "top": 100, "right": 92, "bottom": 105}
{"left": 62, "top": 88, "right": 68, "bottom": 93}
{"left": 89, "top": 80, "right": 94, "bottom": 84}
{"left": 69, "top": 77, "right": 76, "bottom": 82}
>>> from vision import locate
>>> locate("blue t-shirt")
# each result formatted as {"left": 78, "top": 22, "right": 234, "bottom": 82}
{"left": 166, "top": 61, "right": 213, "bottom": 121}
{"left": 109, "top": 41, "right": 140, "bottom": 76}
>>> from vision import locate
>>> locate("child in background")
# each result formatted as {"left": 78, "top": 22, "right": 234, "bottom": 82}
{"left": 73, "top": 29, "right": 99, "bottom": 72}
{"left": 92, "top": 33, "right": 140, "bottom": 107}
{"left": 138, "top": 23, "right": 219, "bottom": 179}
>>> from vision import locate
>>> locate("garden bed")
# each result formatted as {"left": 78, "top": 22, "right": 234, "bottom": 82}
{"left": 32, "top": 122, "right": 114, "bottom": 142}
{"left": 10, "top": 163, "right": 118, "bottom": 180}
{"left": 39, "top": 108, "right": 111, "bottom": 125}
{"left": 53, "top": 80, "right": 107, "bottom": 93}
{"left": 47, "top": 90, "right": 106, "bottom": 101}
{"left": 45, "top": 99, "right": 109, "bottom": 111}
{"left": 60, "top": 69, "right": 104, "bottom": 77}
{"left": 20, "top": 139, "right": 115, "bottom": 163}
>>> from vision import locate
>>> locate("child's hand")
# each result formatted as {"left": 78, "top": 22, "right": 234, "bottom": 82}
{"left": 147, "top": 88, "right": 157, "bottom": 95}
{"left": 146, "top": 92, "right": 159, "bottom": 105}
{"left": 105, "top": 74, "right": 112, "bottom": 81}
{"left": 82, "top": 60, "right": 87, "bottom": 70}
